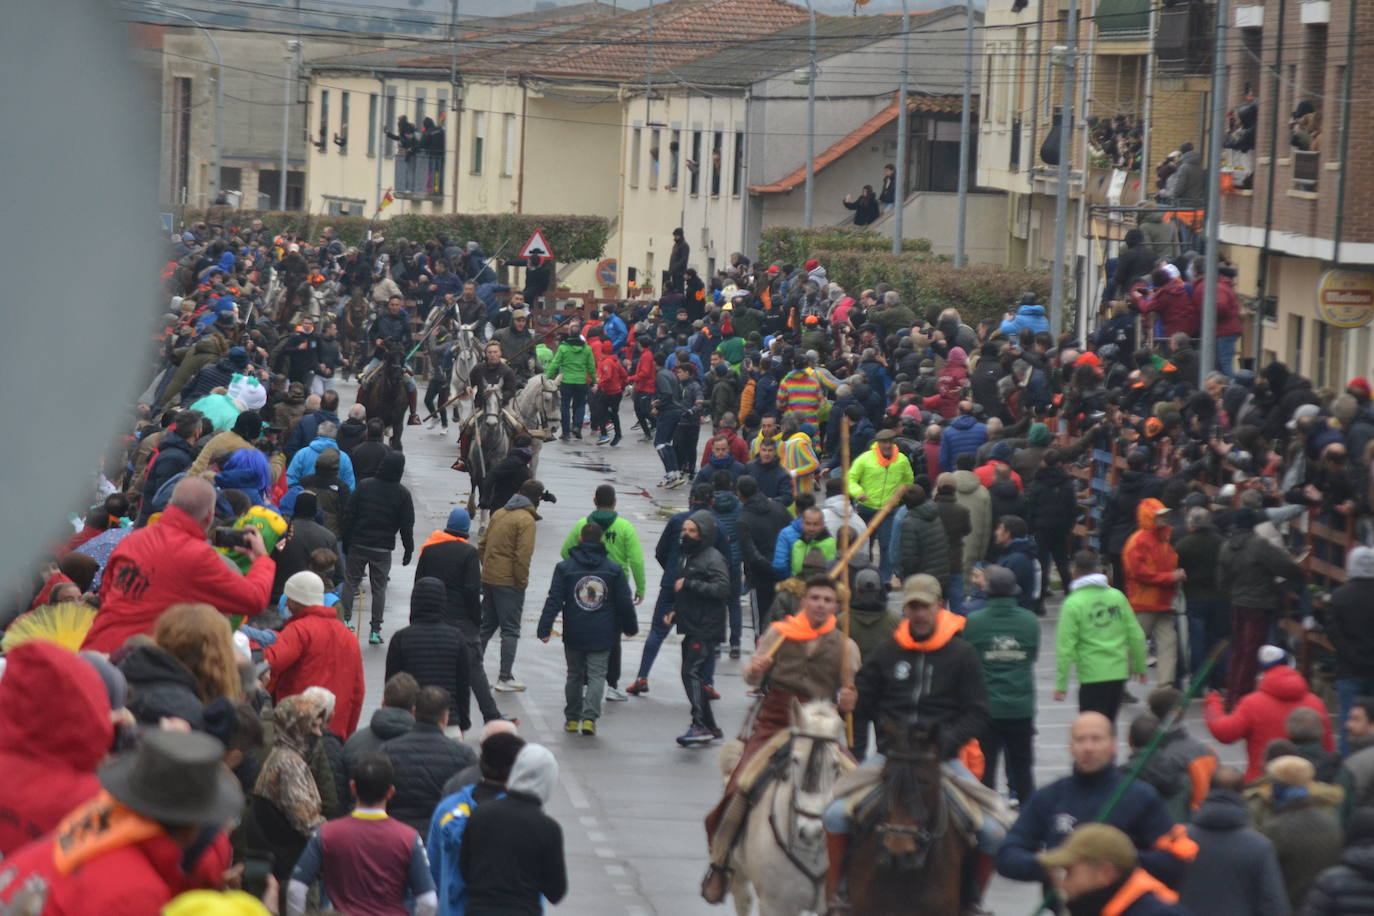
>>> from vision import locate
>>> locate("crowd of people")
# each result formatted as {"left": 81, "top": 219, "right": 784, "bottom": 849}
{"left": 4, "top": 212, "right": 1374, "bottom": 915}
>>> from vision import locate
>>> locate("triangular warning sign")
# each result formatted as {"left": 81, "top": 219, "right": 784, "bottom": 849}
{"left": 519, "top": 229, "right": 553, "bottom": 261}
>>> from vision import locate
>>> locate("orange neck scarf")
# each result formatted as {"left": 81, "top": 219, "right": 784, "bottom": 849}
{"left": 873, "top": 444, "right": 900, "bottom": 467}
{"left": 771, "top": 612, "right": 837, "bottom": 642}
{"left": 892, "top": 609, "right": 964, "bottom": 652}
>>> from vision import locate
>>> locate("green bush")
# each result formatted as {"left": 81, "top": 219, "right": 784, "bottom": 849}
{"left": 807, "top": 249, "right": 1054, "bottom": 329}
{"left": 758, "top": 227, "right": 933, "bottom": 266}
{"left": 182, "top": 209, "right": 611, "bottom": 263}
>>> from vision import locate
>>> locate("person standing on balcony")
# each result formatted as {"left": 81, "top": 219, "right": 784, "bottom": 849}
{"left": 843, "top": 185, "right": 880, "bottom": 227}
{"left": 879, "top": 163, "right": 896, "bottom": 211}
{"left": 668, "top": 227, "right": 690, "bottom": 295}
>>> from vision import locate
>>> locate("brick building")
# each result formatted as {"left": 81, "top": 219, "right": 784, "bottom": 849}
{"left": 1220, "top": 0, "right": 1374, "bottom": 383}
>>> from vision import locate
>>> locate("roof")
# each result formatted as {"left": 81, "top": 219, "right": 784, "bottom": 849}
{"left": 658, "top": 14, "right": 910, "bottom": 88}
{"left": 748, "top": 93, "right": 975, "bottom": 194}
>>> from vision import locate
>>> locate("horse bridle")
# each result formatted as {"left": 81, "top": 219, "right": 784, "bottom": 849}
{"left": 767, "top": 731, "right": 842, "bottom": 885}
{"left": 872, "top": 748, "right": 948, "bottom": 871}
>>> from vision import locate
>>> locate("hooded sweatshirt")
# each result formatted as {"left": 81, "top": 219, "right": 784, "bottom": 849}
{"left": 286, "top": 435, "right": 357, "bottom": 490}
{"left": 536, "top": 541, "right": 637, "bottom": 653}
{"left": 545, "top": 335, "right": 594, "bottom": 385}
{"left": 1180, "top": 790, "right": 1289, "bottom": 916}
{"left": 559, "top": 510, "right": 646, "bottom": 598}
{"left": 673, "top": 510, "right": 730, "bottom": 643}
{"left": 1056, "top": 573, "right": 1148, "bottom": 690}
{"left": 342, "top": 450, "right": 414, "bottom": 555}
{"left": 342, "top": 706, "right": 414, "bottom": 776}
{"left": 0, "top": 643, "right": 113, "bottom": 856}
{"left": 1122, "top": 498, "right": 1180, "bottom": 612}
{"left": 1204, "top": 665, "right": 1333, "bottom": 781}
{"left": 386, "top": 577, "right": 471, "bottom": 728}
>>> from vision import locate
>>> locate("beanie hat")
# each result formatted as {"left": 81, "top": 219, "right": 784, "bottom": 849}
{"left": 283, "top": 571, "right": 325, "bottom": 607}
{"left": 227, "top": 347, "right": 249, "bottom": 369}
{"left": 1348, "top": 546, "right": 1374, "bottom": 580}
{"left": 804, "top": 259, "right": 820, "bottom": 271}
{"left": 1027, "top": 423, "right": 1052, "bottom": 447}
{"left": 1258, "top": 644, "right": 1291, "bottom": 671}
{"left": 292, "top": 490, "right": 319, "bottom": 521}
{"left": 446, "top": 507, "right": 472, "bottom": 536}
{"left": 79, "top": 651, "right": 127, "bottom": 711}
{"left": 232, "top": 410, "right": 262, "bottom": 440}
{"left": 1349, "top": 378, "right": 1372, "bottom": 400}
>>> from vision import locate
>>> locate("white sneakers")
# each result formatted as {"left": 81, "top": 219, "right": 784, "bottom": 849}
{"left": 494, "top": 677, "right": 527, "bottom": 692}
{"left": 605, "top": 686, "right": 629, "bottom": 702}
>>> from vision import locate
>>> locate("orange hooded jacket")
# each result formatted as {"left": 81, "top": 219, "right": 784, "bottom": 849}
{"left": 1121, "top": 498, "right": 1179, "bottom": 613}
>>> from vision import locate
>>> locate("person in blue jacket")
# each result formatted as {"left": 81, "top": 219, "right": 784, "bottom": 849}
{"left": 600, "top": 303, "right": 628, "bottom": 355}
{"left": 941, "top": 402, "right": 990, "bottom": 472}
{"left": 998, "top": 293, "right": 1051, "bottom": 337}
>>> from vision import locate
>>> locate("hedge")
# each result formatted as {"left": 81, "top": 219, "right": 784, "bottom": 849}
{"left": 759, "top": 227, "right": 933, "bottom": 267}
{"left": 807, "top": 249, "right": 1055, "bottom": 329}
{"left": 181, "top": 209, "right": 611, "bottom": 263}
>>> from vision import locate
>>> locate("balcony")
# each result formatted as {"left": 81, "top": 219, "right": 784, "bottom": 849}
{"left": 1157, "top": 1, "right": 1214, "bottom": 75}
{"left": 394, "top": 151, "right": 445, "bottom": 200}
{"left": 1096, "top": 0, "right": 1151, "bottom": 41}
{"left": 1293, "top": 150, "right": 1320, "bottom": 192}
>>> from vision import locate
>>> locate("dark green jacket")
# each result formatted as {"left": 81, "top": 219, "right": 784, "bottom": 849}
{"left": 963, "top": 597, "right": 1040, "bottom": 720}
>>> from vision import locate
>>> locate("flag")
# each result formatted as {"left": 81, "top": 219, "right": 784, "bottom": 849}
{"left": 379, "top": 188, "right": 395, "bottom": 211}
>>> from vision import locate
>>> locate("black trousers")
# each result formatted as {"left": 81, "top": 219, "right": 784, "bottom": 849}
{"left": 681, "top": 638, "right": 718, "bottom": 730}
{"left": 1079, "top": 679, "right": 1126, "bottom": 724}
{"left": 633, "top": 392, "right": 656, "bottom": 434}
{"left": 1036, "top": 528, "right": 1073, "bottom": 594}
{"left": 980, "top": 717, "right": 1036, "bottom": 802}
{"left": 596, "top": 392, "right": 623, "bottom": 438}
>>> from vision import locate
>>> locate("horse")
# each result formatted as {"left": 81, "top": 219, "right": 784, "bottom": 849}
{"left": 465, "top": 388, "right": 509, "bottom": 521}
{"left": 447, "top": 323, "right": 482, "bottom": 424}
{"left": 722, "top": 700, "right": 850, "bottom": 916}
{"left": 338, "top": 297, "right": 372, "bottom": 380}
{"left": 844, "top": 721, "right": 966, "bottom": 916}
{"left": 358, "top": 342, "right": 409, "bottom": 450}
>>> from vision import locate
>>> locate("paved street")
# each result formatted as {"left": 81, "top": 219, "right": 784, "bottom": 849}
{"left": 341, "top": 382, "right": 1240, "bottom": 915}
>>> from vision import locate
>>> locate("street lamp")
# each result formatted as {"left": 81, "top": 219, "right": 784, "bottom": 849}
{"left": 153, "top": 3, "right": 223, "bottom": 206}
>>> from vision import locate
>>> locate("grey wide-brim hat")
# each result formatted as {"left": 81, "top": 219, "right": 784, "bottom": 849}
{"left": 99, "top": 730, "right": 243, "bottom": 826}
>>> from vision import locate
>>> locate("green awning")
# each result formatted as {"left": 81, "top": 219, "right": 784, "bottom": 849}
{"left": 1096, "top": 0, "right": 1151, "bottom": 40}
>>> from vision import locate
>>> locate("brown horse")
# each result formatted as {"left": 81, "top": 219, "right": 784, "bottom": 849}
{"left": 338, "top": 296, "right": 371, "bottom": 379}
{"left": 358, "top": 342, "right": 409, "bottom": 450}
{"left": 845, "top": 721, "right": 966, "bottom": 915}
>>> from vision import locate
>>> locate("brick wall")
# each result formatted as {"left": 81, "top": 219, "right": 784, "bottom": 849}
{"left": 1224, "top": 0, "right": 1374, "bottom": 251}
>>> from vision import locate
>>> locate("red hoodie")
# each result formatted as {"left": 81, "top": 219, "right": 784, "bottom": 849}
{"left": 630, "top": 348, "right": 657, "bottom": 393}
{"left": 83, "top": 505, "right": 275, "bottom": 653}
{"left": 264, "top": 604, "right": 366, "bottom": 737}
{"left": 1138, "top": 279, "right": 1200, "bottom": 337}
{"left": 1204, "top": 664, "right": 1333, "bottom": 780}
{"left": 596, "top": 350, "right": 628, "bottom": 396}
{"left": 0, "top": 642, "right": 112, "bottom": 856}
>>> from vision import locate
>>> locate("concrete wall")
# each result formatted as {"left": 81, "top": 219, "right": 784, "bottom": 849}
{"left": 893, "top": 191, "right": 1009, "bottom": 263}
{"left": 523, "top": 94, "right": 621, "bottom": 219}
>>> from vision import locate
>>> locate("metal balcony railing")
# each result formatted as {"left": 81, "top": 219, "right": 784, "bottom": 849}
{"left": 1293, "top": 149, "right": 1320, "bottom": 191}
{"left": 1157, "top": 1, "right": 1214, "bottom": 75}
{"left": 395, "top": 150, "right": 445, "bottom": 199}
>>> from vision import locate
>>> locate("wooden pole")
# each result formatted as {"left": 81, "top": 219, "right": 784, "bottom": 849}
{"left": 839, "top": 415, "right": 855, "bottom": 746}
{"left": 828, "top": 486, "right": 904, "bottom": 580}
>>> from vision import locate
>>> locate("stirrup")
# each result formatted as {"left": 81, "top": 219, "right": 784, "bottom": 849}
{"left": 700, "top": 864, "right": 730, "bottom": 905}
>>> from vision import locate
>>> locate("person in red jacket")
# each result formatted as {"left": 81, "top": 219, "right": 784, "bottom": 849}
{"left": 0, "top": 730, "right": 241, "bottom": 916}
{"left": 265, "top": 571, "right": 366, "bottom": 737}
{"left": 1136, "top": 266, "right": 1200, "bottom": 345}
{"left": 629, "top": 344, "right": 657, "bottom": 440}
{"left": 1204, "top": 646, "right": 1334, "bottom": 781}
{"left": 0, "top": 642, "right": 113, "bottom": 857}
{"left": 592, "top": 344, "right": 629, "bottom": 446}
{"left": 1193, "top": 263, "right": 1243, "bottom": 377}
{"left": 1121, "top": 498, "right": 1184, "bottom": 688}
{"left": 83, "top": 477, "right": 274, "bottom": 653}
{"left": 699, "top": 415, "right": 751, "bottom": 467}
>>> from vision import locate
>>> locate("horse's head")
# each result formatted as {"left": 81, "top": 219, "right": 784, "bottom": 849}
{"left": 868, "top": 716, "right": 945, "bottom": 871}
{"left": 790, "top": 697, "right": 844, "bottom": 743}
{"left": 482, "top": 389, "right": 502, "bottom": 426}
{"left": 785, "top": 699, "right": 845, "bottom": 844}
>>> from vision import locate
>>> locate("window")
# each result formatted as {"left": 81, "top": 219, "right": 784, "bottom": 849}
{"left": 367, "top": 93, "right": 378, "bottom": 156}
{"left": 732, "top": 129, "right": 744, "bottom": 196}
{"left": 630, "top": 127, "right": 641, "bottom": 187}
{"left": 983, "top": 57, "right": 993, "bottom": 123}
{"left": 317, "top": 90, "right": 329, "bottom": 152}
{"left": 503, "top": 113, "right": 517, "bottom": 176}
{"left": 219, "top": 167, "right": 241, "bottom": 192}
{"left": 471, "top": 111, "right": 485, "bottom": 175}
{"left": 337, "top": 91, "right": 349, "bottom": 153}
{"left": 324, "top": 196, "right": 365, "bottom": 216}
{"left": 172, "top": 77, "right": 192, "bottom": 201}
{"left": 667, "top": 129, "right": 680, "bottom": 189}
{"left": 689, "top": 130, "right": 702, "bottom": 194}
{"left": 649, "top": 128, "right": 660, "bottom": 189}
{"left": 1238, "top": 28, "right": 1262, "bottom": 101}
{"left": 258, "top": 170, "right": 304, "bottom": 210}
{"left": 384, "top": 88, "right": 397, "bottom": 157}
{"left": 415, "top": 88, "right": 426, "bottom": 126}
{"left": 645, "top": 251, "right": 655, "bottom": 290}
{"left": 711, "top": 131, "right": 723, "bottom": 196}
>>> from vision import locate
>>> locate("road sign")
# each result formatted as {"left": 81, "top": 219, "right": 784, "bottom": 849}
{"left": 519, "top": 229, "right": 553, "bottom": 261}
{"left": 596, "top": 258, "right": 618, "bottom": 286}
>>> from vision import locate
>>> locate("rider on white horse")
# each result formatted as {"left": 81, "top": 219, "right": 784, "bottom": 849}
{"left": 492, "top": 306, "right": 541, "bottom": 383}
{"left": 360, "top": 296, "right": 420, "bottom": 425}
{"left": 454, "top": 341, "right": 519, "bottom": 472}
{"left": 701, "top": 575, "right": 860, "bottom": 905}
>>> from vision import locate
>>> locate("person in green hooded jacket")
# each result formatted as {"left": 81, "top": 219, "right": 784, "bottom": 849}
{"left": 964, "top": 565, "right": 1041, "bottom": 803}
{"left": 546, "top": 319, "right": 595, "bottom": 441}
{"left": 559, "top": 484, "right": 646, "bottom": 702}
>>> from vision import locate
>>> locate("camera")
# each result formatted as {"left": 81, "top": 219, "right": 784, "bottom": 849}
{"left": 211, "top": 527, "right": 251, "bottom": 549}
{"left": 540, "top": 491, "right": 558, "bottom": 504}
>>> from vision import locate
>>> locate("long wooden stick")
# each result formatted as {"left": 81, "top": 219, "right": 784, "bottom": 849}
{"left": 839, "top": 415, "right": 855, "bottom": 746}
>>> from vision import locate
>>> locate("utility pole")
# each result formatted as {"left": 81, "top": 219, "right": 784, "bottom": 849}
{"left": 1047, "top": 0, "right": 1078, "bottom": 337}
{"left": 804, "top": 0, "right": 816, "bottom": 228}
{"left": 645, "top": 0, "right": 654, "bottom": 124}
{"left": 281, "top": 40, "right": 300, "bottom": 210}
{"left": 1199, "top": 0, "right": 1229, "bottom": 380}
{"left": 893, "top": 0, "right": 910, "bottom": 254}
{"left": 1138, "top": 3, "right": 1157, "bottom": 203}
{"left": 954, "top": 0, "right": 973, "bottom": 266}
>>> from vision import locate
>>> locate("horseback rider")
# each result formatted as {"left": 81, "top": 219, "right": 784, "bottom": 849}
{"left": 821, "top": 573, "right": 997, "bottom": 915}
{"left": 361, "top": 295, "right": 421, "bottom": 426}
{"left": 454, "top": 341, "right": 520, "bottom": 473}
{"left": 700, "top": 574, "right": 860, "bottom": 905}
{"left": 493, "top": 307, "right": 540, "bottom": 383}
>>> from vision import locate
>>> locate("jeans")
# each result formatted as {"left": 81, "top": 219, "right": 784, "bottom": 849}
{"left": 1337, "top": 677, "right": 1374, "bottom": 755}
{"left": 1216, "top": 335, "right": 1240, "bottom": 377}
{"left": 560, "top": 383, "right": 588, "bottom": 436}
{"left": 423, "top": 373, "right": 450, "bottom": 426}
{"left": 857, "top": 504, "right": 895, "bottom": 582}
{"left": 682, "top": 638, "right": 719, "bottom": 730}
{"left": 1185, "top": 598, "right": 1228, "bottom": 686}
{"left": 480, "top": 584, "right": 525, "bottom": 680}
{"left": 339, "top": 544, "right": 392, "bottom": 632}
{"left": 654, "top": 409, "right": 681, "bottom": 473}
{"left": 981, "top": 717, "right": 1036, "bottom": 803}
{"left": 946, "top": 572, "right": 965, "bottom": 616}
{"left": 637, "top": 587, "right": 675, "bottom": 680}
{"left": 1079, "top": 679, "right": 1126, "bottom": 724}
{"left": 455, "top": 619, "right": 502, "bottom": 722}
{"left": 564, "top": 647, "right": 610, "bottom": 722}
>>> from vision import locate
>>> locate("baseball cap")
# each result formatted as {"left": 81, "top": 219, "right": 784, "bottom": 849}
{"left": 1038, "top": 824, "right": 1137, "bottom": 871}
{"left": 901, "top": 574, "right": 941, "bottom": 607}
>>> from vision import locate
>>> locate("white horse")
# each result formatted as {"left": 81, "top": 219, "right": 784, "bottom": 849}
{"left": 447, "top": 323, "right": 482, "bottom": 424}
{"left": 721, "top": 700, "right": 851, "bottom": 916}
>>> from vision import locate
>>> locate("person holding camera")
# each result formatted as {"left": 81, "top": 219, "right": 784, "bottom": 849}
{"left": 478, "top": 480, "right": 555, "bottom": 694}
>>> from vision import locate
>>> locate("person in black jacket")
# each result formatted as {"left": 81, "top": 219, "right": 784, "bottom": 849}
{"left": 386, "top": 578, "right": 472, "bottom": 732}
{"left": 667, "top": 227, "right": 690, "bottom": 294}
{"left": 1327, "top": 547, "right": 1374, "bottom": 756}
{"left": 381, "top": 686, "right": 476, "bottom": 836}
{"left": 1107, "top": 229, "right": 1158, "bottom": 302}
{"left": 117, "top": 643, "right": 206, "bottom": 730}
{"left": 272, "top": 491, "right": 338, "bottom": 603}
{"left": 482, "top": 435, "right": 533, "bottom": 512}
{"left": 672, "top": 510, "right": 730, "bottom": 746}
{"left": 416, "top": 507, "right": 505, "bottom": 725}
{"left": 1025, "top": 450, "right": 1080, "bottom": 597}
{"left": 460, "top": 743, "right": 567, "bottom": 915}
{"left": 735, "top": 475, "right": 792, "bottom": 639}
{"left": 349, "top": 418, "right": 391, "bottom": 483}
{"left": 340, "top": 450, "right": 415, "bottom": 644}
{"left": 1099, "top": 450, "right": 1163, "bottom": 587}
{"left": 1306, "top": 806, "right": 1374, "bottom": 916}
{"left": 536, "top": 523, "right": 637, "bottom": 736}
{"left": 138, "top": 410, "right": 202, "bottom": 523}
